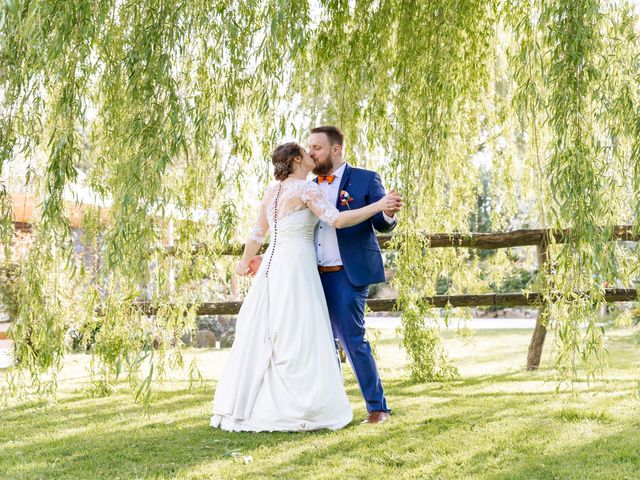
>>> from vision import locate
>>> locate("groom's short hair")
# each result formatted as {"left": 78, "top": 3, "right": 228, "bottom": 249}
{"left": 311, "top": 126, "right": 344, "bottom": 147}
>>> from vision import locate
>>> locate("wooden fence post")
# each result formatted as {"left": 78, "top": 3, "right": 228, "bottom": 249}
{"left": 526, "top": 239, "right": 549, "bottom": 370}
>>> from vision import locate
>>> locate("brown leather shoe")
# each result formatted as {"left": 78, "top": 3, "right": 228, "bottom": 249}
{"left": 361, "top": 411, "right": 390, "bottom": 424}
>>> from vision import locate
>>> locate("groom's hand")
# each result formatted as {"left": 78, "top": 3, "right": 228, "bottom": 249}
{"left": 248, "top": 256, "right": 262, "bottom": 276}
{"left": 384, "top": 188, "right": 403, "bottom": 217}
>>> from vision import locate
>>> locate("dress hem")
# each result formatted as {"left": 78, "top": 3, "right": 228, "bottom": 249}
{"left": 210, "top": 413, "right": 353, "bottom": 433}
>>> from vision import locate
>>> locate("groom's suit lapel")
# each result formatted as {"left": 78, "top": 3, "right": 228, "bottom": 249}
{"left": 336, "top": 163, "right": 352, "bottom": 208}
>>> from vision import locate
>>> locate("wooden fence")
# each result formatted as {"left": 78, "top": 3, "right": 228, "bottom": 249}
{"left": 6, "top": 222, "right": 640, "bottom": 370}
{"left": 151, "top": 224, "right": 640, "bottom": 370}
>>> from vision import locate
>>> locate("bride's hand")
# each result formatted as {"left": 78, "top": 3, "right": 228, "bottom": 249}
{"left": 376, "top": 192, "right": 402, "bottom": 213}
{"left": 235, "top": 260, "right": 251, "bottom": 276}
{"left": 248, "top": 256, "right": 262, "bottom": 276}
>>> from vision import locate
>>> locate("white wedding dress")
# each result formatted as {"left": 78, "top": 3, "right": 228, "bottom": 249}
{"left": 210, "top": 178, "right": 353, "bottom": 432}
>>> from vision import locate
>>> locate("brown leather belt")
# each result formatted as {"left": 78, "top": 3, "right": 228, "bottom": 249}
{"left": 318, "top": 265, "right": 344, "bottom": 273}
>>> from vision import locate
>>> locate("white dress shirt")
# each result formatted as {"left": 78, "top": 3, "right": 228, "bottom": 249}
{"left": 314, "top": 163, "right": 395, "bottom": 267}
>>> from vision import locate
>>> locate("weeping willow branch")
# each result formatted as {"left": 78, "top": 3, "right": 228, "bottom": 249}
{"left": 0, "top": 0, "right": 638, "bottom": 401}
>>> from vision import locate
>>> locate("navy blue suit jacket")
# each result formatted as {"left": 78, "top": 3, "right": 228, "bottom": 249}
{"left": 314, "top": 163, "right": 397, "bottom": 287}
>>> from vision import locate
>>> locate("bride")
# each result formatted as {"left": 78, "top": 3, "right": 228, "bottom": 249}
{"left": 210, "top": 142, "right": 400, "bottom": 432}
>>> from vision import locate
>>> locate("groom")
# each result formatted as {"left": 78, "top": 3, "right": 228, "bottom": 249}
{"left": 308, "top": 125, "right": 401, "bottom": 424}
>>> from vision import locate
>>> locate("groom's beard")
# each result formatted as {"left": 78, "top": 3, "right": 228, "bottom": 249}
{"left": 312, "top": 156, "right": 334, "bottom": 175}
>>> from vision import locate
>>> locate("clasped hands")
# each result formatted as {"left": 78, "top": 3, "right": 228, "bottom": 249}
{"left": 236, "top": 187, "right": 403, "bottom": 277}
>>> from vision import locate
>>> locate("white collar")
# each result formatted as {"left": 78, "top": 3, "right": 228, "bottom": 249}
{"left": 331, "top": 162, "right": 347, "bottom": 178}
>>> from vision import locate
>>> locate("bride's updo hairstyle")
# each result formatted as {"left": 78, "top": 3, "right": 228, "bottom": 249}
{"left": 272, "top": 142, "right": 304, "bottom": 181}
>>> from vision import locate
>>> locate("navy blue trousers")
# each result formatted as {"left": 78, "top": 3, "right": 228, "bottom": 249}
{"left": 320, "top": 269, "right": 390, "bottom": 413}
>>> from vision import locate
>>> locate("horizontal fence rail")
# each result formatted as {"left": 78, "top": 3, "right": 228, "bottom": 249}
{"left": 161, "top": 225, "right": 638, "bottom": 256}
{"left": 13, "top": 220, "right": 637, "bottom": 253}
{"left": 125, "top": 288, "right": 638, "bottom": 317}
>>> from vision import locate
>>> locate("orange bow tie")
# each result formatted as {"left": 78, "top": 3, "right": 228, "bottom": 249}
{"left": 318, "top": 175, "right": 336, "bottom": 184}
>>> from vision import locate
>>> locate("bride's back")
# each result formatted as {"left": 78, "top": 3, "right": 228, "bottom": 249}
{"left": 247, "top": 178, "right": 339, "bottom": 244}
{"left": 263, "top": 179, "right": 310, "bottom": 224}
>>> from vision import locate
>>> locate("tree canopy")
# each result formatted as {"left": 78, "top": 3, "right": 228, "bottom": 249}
{"left": 1, "top": 0, "right": 639, "bottom": 401}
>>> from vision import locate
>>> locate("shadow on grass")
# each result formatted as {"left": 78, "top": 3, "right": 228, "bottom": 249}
{"left": 2, "top": 378, "right": 639, "bottom": 480}
{"left": 481, "top": 426, "right": 640, "bottom": 480}
{"left": 211, "top": 397, "right": 640, "bottom": 479}
{"left": 1, "top": 387, "right": 215, "bottom": 440}
{"left": 1, "top": 386, "right": 360, "bottom": 479}
{"left": 2, "top": 330, "right": 638, "bottom": 479}
{"left": 383, "top": 370, "right": 639, "bottom": 401}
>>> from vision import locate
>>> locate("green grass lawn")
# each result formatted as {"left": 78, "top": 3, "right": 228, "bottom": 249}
{"left": 1, "top": 327, "right": 639, "bottom": 479}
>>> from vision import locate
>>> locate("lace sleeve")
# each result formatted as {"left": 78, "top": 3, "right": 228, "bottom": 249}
{"left": 247, "top": 187, "right": 270, "bottom": 243}
{"left": 300, "top": 181, "right": 340, "bottom": 226}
